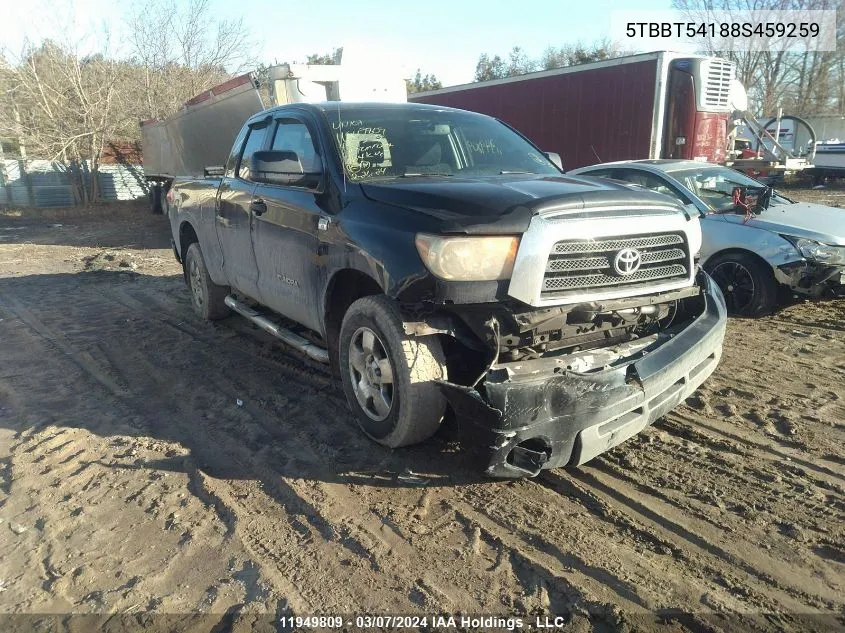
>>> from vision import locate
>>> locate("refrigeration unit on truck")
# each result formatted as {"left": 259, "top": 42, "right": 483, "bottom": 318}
{"left": 142, "top": 65, "right": 728, "bottom": 478}
{"left": 410, "top": 51, "right": 737, "bottom": 170}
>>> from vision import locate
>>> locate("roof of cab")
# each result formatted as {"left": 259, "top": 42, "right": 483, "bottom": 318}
{"left": 248, "top": 101, "right": 484, "bottom": 122}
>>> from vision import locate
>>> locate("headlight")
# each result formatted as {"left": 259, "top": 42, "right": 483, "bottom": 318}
{"left": 785, "top": 237, "right": 845, "bottom": 265}
{"left": 415, "top": 234, "right": 520, "bottom": 281}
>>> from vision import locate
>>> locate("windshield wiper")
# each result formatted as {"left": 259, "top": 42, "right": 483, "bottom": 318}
{"left": 401, "top": 172, "right": 454, "bottom": 177}
{"left": 499, "top": 170, "right": 537, "bottom": 175}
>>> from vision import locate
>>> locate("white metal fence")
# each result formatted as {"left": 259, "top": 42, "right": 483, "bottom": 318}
{"left": 0, "top": 159, "right": 148, "bottom": 208}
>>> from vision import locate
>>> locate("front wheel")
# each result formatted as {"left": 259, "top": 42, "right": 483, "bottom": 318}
{"left": 705, "top": 252, "right": 777, "bottom": 317}
{"left": 339, "top": 295, "right": 448, "bottom": 448}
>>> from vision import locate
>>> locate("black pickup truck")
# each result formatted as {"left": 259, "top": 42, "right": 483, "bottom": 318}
{"left": 165, "top": 101, "right": 727, "bottom": 477}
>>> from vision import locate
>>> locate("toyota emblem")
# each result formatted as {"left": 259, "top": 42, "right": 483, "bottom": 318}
{"left": 613, "top": 248, "right": 642, "bottom": 276}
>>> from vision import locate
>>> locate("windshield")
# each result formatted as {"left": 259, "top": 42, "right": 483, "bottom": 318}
{"left": 671, "top": 166, "right": 786, "bottom": 212}
{"left": 321, "top": 107, "right": 560, "bottom": 182}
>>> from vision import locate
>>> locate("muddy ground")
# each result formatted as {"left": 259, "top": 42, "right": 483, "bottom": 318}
{"left": 0, "top": 194, "right": 843, "bottom": 632}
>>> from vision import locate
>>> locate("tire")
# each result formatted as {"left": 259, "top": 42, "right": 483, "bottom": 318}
{"left": 705, "top": 252, "right": 777, "bottom": 317}
{"left": 760, "top": 115, "right": 816, "bottom": 158}
{"left": 149, "top": 184, "right": 163, "bottom": 215}
{"left": 339, "top": 295, "right": 448, "bottom": 448}
{"left": 184, "top": 243, "right": 230, "bottom": 321}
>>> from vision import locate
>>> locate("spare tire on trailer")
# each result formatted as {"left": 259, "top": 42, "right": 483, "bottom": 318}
{"left": 760, "top": 115, "right": 817, "bottom": 158}
{"left": 149, "top": 184, "right": 163, "bottom": 215}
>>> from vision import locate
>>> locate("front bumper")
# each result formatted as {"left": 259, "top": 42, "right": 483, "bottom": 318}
{"left": 775, "top": 261, "right": 845, "bottom": 298}
{"left": 438, "top": 271, "right": 728, "bottom": 478}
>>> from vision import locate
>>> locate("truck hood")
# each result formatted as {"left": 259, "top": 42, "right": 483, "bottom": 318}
{"left": 360, "top": 174, "right": 685, "bottom": 234}
{"left": 722, "top": 201, "right": 845, "bottom": 245}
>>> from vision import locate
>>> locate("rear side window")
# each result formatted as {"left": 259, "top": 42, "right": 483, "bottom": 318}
{"left": 237, "top": 123, "right": 269, "bottom": 181}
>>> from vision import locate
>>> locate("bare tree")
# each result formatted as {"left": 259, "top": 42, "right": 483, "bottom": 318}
{"left": 0, "top": 39, "right": 123, "bottom": 204}
{"left": 125, "top": 0, "right": 255, "bottom": 121}
{"left": 672, "top": 0, "right": 844, "bottom": 116}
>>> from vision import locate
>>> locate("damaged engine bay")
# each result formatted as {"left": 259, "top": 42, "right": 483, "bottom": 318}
{"left": 425, "top": 284, "right": 705, "bottom": 371}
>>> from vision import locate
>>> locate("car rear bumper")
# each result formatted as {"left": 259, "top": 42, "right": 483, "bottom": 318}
{"left": 438, "top": 271, "right": 727, "bottom": 478}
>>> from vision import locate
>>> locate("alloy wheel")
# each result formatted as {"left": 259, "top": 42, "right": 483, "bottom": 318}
{"left": 348, "top": 326, "right": 395, "bottom": 421}
{"left": 710, "top": 260, "right": 755, "bottom": 314}
{"left": 189, "top": 258, "right": 204, "bottom": 311}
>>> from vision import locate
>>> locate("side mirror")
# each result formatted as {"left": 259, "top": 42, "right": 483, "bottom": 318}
{"left": 545, "top": 151, "right": 564, "bottom": 171}
{"left": 252, "top": 150, "right": 323, "bottom": 189}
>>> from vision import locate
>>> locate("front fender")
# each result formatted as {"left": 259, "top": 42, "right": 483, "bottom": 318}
{"left": 699, "top": 216, "right": 802, "bottom": 268}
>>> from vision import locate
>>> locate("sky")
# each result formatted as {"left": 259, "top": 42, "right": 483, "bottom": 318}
{"left": 0, "top": 0, "right": 673, "bottom": 87}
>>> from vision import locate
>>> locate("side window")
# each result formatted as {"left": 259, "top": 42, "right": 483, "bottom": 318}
{"left": 622, "top": 170, "right": 688, "bottom": 203}
{"left": 237, "top": 123, "right": 269, "bottom": 181}
{"left": 225, "top": 126, "right": 249, "bottom": 178}
{"left": 271, "top": 120, "right": 320, "bottom": 174}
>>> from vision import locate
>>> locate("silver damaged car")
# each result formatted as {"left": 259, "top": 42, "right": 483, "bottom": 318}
{"left": 570, "top": 160, "right": 845, "bottom": 316}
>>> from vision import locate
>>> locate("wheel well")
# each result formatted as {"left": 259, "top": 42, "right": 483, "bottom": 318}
{"left": 324, "top": 270, "right": 383, "bottom": 372}
{"left": 179, "top": 222, "right": 199, "bottom": 277}
{"left": 703, "top": 248, "right": 775, "bottom": 278}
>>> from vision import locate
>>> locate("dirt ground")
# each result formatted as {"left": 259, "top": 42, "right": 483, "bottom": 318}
{"left": 0, "top": 195, "right": 843, "bottom": 632}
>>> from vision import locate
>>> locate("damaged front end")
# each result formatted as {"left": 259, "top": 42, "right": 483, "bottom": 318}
{"left": 775, "top": 260, "right": 845, "bottom": 299}
{"left": 435, "top": 271, "right": 727, "bottom": 478}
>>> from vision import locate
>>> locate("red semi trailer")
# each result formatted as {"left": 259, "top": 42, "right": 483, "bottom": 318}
{"left": 410, "top": 51, "right": 735, "bottom": 170}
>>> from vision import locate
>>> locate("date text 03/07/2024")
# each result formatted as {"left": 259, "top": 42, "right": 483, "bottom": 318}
{"left": 278, "top": 615, "right": 576, "bottom": 630}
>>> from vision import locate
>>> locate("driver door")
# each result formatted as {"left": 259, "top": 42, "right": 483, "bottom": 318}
{"left": 251, "top": 116, "right": 328, "bottom": 332}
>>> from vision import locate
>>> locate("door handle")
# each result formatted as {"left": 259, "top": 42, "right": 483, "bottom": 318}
{"left": 250, "top": 198, "right": 267, "bottom": 216}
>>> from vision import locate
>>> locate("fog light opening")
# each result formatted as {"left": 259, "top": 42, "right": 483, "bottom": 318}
{"left": 506, "top": 438, "right": 551, "bottom": 476}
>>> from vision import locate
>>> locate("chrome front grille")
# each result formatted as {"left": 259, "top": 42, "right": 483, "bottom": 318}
{"left": 543, "top": 233, "right": 689, "bottom": 295}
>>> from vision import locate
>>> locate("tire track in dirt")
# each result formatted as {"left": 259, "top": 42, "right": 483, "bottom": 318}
{"left": 114, "top": 283, "right": 335, "bottom": 387}
{"left": 568, "top": 465, "right": 838, "bottom": 607}
{"left": 1, "top": 294, "right": 127, "bottom": 397}
{"left": 4, "top": 281, "right": 490, "bottom": 613}
{"left": 0, "top": 287, "right": 321, "bottom": 612}
{"left": 662, "top": 411, "right": 844, "bottom": 487}
{"left": 3, "top": 213, "right": 844, "bottom": 626}
{"left": 442, "top": 492, "right": 647, "bottom": 612}
{"left": 102, "top": 282, "right": 658, "bottom": 614}
{"left": 68, "top": 280, "right": 845, "bottom": 619}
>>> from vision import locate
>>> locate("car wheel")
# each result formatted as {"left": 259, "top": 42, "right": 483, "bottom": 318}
{"left": 185, "top": 243, "right": 230, "bottom": 321}
{"left": 339, "top": 295, "right": 448, "bottom": 448}
{"left": 149, "top": 184, "right": 163, "bottom": 215}
{"left": 705, "top": 252, "right": 777, "bottom": 317}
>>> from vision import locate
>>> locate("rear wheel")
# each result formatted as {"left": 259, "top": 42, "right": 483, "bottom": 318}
{"left": 705, "top": 252, "right": 777, "bottom": 317}
{"left": 185, "top": 243, "right": 229, "bottom": 321}
{"left": 149, "top": 184, "right": 163, "bottom": 215}
{"left": 339, "top": 295, "right": 448, "bottom": 448}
